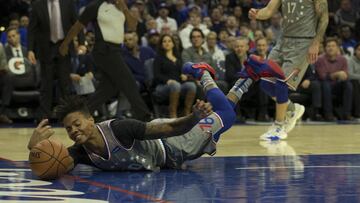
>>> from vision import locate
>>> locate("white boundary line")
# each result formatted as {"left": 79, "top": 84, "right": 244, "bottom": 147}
{"left": 236, "top": 165, "right": 360, "bottom": 170}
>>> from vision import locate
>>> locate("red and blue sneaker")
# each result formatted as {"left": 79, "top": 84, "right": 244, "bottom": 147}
{"left": 241, "top": 55, "right": 285, "bottom": 81}
{"left": 182, "top": 62, "right": 216, "bottom": 80}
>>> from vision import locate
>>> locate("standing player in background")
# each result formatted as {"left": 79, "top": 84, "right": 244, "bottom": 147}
{"left": 248, "top": 0, "right": 329, "bottom": 140}
{"left": 59, "top": 0, "right": 151, "bottom": 121}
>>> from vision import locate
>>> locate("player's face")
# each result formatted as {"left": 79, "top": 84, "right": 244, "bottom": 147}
{"left": 63, "top": 112, "right": 95, "bottom": 145}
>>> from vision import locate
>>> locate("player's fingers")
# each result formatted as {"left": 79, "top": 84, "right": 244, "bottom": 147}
{"left": 37, "top": 119, "right": 49, "bottom": 129}
{"left": 42, "top": 129, "right": 55, "bottom": 138}
{"left": 37, "top": 125, "right": 52, "bottom": 134}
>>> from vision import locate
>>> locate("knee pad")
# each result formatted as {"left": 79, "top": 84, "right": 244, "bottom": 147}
{"left": 260, "top": 80, "right": 276, "bottom": 97}
{"left": 275, "top": 80, "right": 288, "bottom": 104}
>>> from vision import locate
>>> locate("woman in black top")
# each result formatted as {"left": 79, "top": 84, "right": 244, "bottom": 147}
{"left": 153, "top": 34, "right": 197, "bottom": 118}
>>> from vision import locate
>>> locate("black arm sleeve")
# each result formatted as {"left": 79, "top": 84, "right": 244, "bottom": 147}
{"left": 110, "top": 119, "right": 146, "bottom": 148}
{"left": 78, "top": 0, "right": 102, "bottom": 26}
{"left": 67, "top": 144, "right": 93, "bottom": 167}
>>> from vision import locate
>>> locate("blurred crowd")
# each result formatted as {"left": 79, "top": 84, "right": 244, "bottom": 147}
{"left": 0, "top": 0, "right": 360, "bottom": 124}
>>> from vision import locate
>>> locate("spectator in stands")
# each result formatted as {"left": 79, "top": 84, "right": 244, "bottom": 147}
{"left": 225, "top": 37, "right": 269, "bottom": 121}
{"left": 267, "top": 12, "right": 282, "bottom": 43}
{"left": 0, "top": 43, "right": 13, "bottom": 124}
{"left": 20, "top": 15, "right": 29, "bottom": 28}
{"left": 141, "top": 18, "right": 158, "bottom": 47}
{"left": 5, "top": 27, "right": 26, "bottom": 59}
{"left": 204, "top": 31, "right": 228, "bottom": 93}
{"left": 264, "top": 27, "right": 276, "bottom": 48}
{"left": 233, "top": 5, "right": 249, "bottom": 24}
{"left": 339, "top": 25, "right": 357, "bottom": 56}
{"left": 204, "top": 31, "right": 226, "bottom": 67}
{"left": 210, "top": 7, "right": 225, "bottom": 34}
{"left": 122, "top": 32, "right": 156, "bottom": 92}
{"left": 179, "top": 13, "right": 209, "bottom": 49}
{"left": 133, "top": 0, "right": 149, "bottom": 20}
{"left": 182, "top": 28, "right": 216, "bottom": 68}
{"left": 145, "top": 29, "right": 160, "bottom": 53}
{"left": 225, "top": 15, "right": 241, "bottom": 37}
{"left": 254, "top": 29, "right": 265, "bottom": 41}
{"left": 315, "top": 38, "right": 353, "bottom": 121}
{"left": 172, "top": 33, "right": 183, "bottom": 54}
{"left": 219, "top": 0, "right": 232, "bottom": 15}
{"left": 252, "top": 37, "right": 269, "bottom": 59}
{"left": 156, "top": 2, "right": 178, "bottom": 33}
{"left": 334, "top": 0, "right": 360, "bottom": 28}
{"left": 203, "top": 16, "right": 213, "bottom": 30}
{"left": 1, "top": 15, "right": 28, "bottom": 48}
{"left": 295, "top": 65, "right": 323, "bottom": 121}
{"left": 153, "top": 34, "right": 197, "bottom": 118}
{"left": 347, "top": 43, "right": 360, "bottom": 118}
{"left": 171, "top": 0, "right": 188, "bottom": 27}
{"left": 217, "top": 29, "right": 230, "bottom": 51}
{"left": 129, "top": 5, "right": 147, "bottom": 42}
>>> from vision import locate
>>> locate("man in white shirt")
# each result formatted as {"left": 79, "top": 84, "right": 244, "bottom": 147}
{"left": 156, "top": 3, "right": 178, "bottom": 33}
{"left": 179, "top": 14, "right": 210, "bottom": 49}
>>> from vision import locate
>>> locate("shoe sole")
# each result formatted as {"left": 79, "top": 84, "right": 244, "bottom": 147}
{"left": 285, "top": 104, "right": 305, "bottom": 133}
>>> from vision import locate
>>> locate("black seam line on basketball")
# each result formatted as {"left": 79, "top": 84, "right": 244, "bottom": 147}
{"left": 56, "top": 144, "right": 65, "bottom": 176}
{"left": 59, "top": 155, "right": 72, "bottom": 172}
{"left": 50, "top": 140, "right": 68, "bottom": 170}
{"left": 41, "top": 139, "right": 56, "bottom": 178}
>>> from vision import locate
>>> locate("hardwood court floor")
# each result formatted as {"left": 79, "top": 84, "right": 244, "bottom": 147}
{"left": 1, "top": 123, "right": 359, "bottom": 160}
{"left": 1, "top": 123, "right": 360, "bottom": 202}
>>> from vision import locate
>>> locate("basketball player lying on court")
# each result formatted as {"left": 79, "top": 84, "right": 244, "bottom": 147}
{"left": 27, "top": 59, "right": 279, "bottom": 174}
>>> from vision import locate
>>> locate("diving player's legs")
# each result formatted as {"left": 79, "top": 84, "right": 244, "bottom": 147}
{"left": 183, "top": 62, "right": 252, "bottom": 141}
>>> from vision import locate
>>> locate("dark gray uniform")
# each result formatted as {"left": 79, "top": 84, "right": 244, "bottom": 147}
{"left": 68, "top": 114, "right": 223, "bottom": 171}
{"left": 268, "top": 0, "right": 317, "bottom": 90}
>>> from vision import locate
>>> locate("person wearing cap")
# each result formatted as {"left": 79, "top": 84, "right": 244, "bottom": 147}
{"left": 146, "top": 29, "right": 160, "bottom": 52}
{"left": 59, "top": 0, "right": 152, "bottom": 121}
{"left": 156, "top": 2, "right": 178, "bottom": 33}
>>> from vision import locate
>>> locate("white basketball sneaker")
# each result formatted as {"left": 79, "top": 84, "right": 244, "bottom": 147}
{"left": 260, "top": 123, "right": 288, "bottom": 141}
{"left": 284, "top": 103, "right": 305, "bottom": 133}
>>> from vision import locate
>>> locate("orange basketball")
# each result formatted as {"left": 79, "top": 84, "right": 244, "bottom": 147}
{"left": 29, "top": 139, "right": 73, "bottom": 180}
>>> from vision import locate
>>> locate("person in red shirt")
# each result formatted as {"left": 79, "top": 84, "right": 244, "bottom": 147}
{"left": 315, "top": 38, "right": 353, "bottom": 120}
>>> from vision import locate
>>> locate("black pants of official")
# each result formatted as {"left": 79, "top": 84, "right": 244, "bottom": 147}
{"left": 88, "top": 42, "right": 150, "bottom": 121}
{"left": 39, "top": 42, "right": 72, "bottom": 118}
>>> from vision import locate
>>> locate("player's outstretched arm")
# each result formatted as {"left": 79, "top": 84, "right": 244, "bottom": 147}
{"left": 144, "top": 100, "right": 213, "bottom": 139}
{"left": 27, "top": 119, "right": 55, "bottom": 150}
{"left": 249, "top": 0, "right": 281, "bottom": 20}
